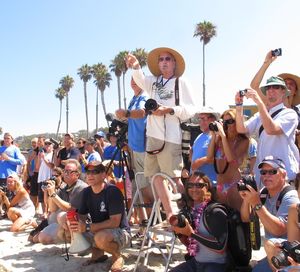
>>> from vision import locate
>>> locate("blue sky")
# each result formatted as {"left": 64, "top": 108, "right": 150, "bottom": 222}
{"left": 1, "top": 0, "right": 300, "bottom": 138}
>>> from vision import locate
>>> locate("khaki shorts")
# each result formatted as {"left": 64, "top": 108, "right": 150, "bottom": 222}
{"left": 132, "top": 151, "right": 150, "bottom": 189}
{"left": 144, "top": 137, "right": 183, "bottom": 178}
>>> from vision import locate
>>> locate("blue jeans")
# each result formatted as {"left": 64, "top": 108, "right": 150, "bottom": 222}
{"left": 170, "top": 257, "right": 226, "bottom": 272}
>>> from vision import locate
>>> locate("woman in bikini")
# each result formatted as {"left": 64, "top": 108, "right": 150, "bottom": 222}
{"left": 207, "top": 108, "right": 249, "bottom": 211}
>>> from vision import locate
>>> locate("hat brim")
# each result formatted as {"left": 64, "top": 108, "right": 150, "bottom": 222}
{"left": 260, "top": 83, "right": 289, "bottom": 96}
{"left": 147, "top": 47, "right": 185, "bottom": 77}
{"left": 258, "top": 161, "right": 285, "bottom": 170}
{"left": 198, "top": 107, "right": 220, "bottom": 120}
{"left": 278, "top": 73, "right": 300, "bottom": 106}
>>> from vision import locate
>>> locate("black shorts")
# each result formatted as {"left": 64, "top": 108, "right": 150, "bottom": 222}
{"left": 38, "top": 183, "right": 45, "bottom": 203}
{"left": 30, "top": 172, "right": 39, "bottom": 196}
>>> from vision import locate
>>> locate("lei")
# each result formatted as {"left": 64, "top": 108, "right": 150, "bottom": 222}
{"left": 187, "top": 201, "right": 209, "bottom": 256}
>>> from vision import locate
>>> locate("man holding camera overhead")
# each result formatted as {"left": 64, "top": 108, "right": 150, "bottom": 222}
{"left": 126, "top": 47, "right": 198, "bottom": 220}
{"left": 238, "top": 156, "right": 299, "bottom": 272}
{"left": 235, "top": 76, "right": 299, "bottom": 188}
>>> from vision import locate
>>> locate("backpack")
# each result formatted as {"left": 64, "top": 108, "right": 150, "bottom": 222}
{"left": 203, "top": 203, "right": 252, "bottom": 270}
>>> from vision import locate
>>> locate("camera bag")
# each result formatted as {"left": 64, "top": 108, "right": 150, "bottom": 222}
{"left": 203, "top": 203, "right": 252, "bottom": 270}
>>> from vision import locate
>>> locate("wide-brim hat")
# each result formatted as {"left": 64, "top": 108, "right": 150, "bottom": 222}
{"left": 260, "top": 76, "right": 289, "bottom": 96}
{"left": 198, "top": 106, "right": 220, "bottom": 120}
{"left": 147, "top": 47, "right": 185, "bottom": 77}
{"left": 278, "top": 73, "right": 300, "bottom": 106}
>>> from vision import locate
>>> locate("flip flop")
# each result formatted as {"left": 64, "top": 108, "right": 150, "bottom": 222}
{"left": 82, "top": 254, "right": 109, "bottom": 266}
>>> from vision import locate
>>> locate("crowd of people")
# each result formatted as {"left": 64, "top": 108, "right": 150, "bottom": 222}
{"left": 1, "top": 47, "right": 300, "bottom": 272}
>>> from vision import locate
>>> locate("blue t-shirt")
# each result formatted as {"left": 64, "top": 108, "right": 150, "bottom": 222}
{"left": 0, "top": 145, "right": 23, "bottom": 178}
{"left": 127, "top": 93, "right": 148, "bottom": 152}
{"left": 103, "top": 145, "right": 123, "bottom": 178}
{"left": 191, "top": 132, "right": 217, "bottom": 183}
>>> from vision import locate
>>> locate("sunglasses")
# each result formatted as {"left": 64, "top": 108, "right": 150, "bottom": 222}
{"left": 158, "top": 56, "right": 172, "bottom": 62}
{"left": 77, "top": 142, "right": 83, "bottom": 145}
{"left": 45, "top": 142, "right": 52, "bottom": 145}
{"left": 260, "top": 169, "right": 278, "bottom": 175}
{"left": 86, "top": 169, "right": 103, "bottom": 175}
{"left": 187, "top": 182, "right": 207, "bottom": 189}
{"left": 265, "top": 85, "right": 283, "bottom": 91}
{"left": 223, "top": 119, "right": 235, "bottom": 125}
{"left": 63, "top": 170, "right": 78, "bottom": 175}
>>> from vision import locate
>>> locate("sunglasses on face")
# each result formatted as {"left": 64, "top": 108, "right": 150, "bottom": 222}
{"left": 63, "top": 170, "right": 78, "bottom": 175}
{"left": 86, "top": 169, "right": 103, "bottom": 175}
{"left": 187, "top": 182, "right": 207, "bottom": 189}
{"left": 158, "top": 56, "right": 172, "bottom": 62}
{"left": 223, "top": 119, "right": 235, "bottom": 125}
{"left": 45, "top": 142, "right": 52, "bottom": 145}
{"left": 265, "top": 85, "right": 283, "bottom": 91}
{"left": 260, "top": 169, "right": 278, "bottom": 175}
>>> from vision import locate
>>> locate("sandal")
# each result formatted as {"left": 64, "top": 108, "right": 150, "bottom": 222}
{"left": 82, "top": 255, "right": 108, "bottom": 266}
{"left": 132, "top": 231, "right": 144, "bottom": 240}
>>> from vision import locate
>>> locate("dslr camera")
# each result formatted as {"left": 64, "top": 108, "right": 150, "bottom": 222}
{"left": 209, "top": 121, "right": 219, "bottom": 132}
{"left": 50, "top": 138, "right": 60, "bottom": 149}
{"left": 144, "top": 98, "right": 159, "bottom": 115}
{"left": 271, "top": 240, "right": 300, "bottom": 269}
{"left": 271, "top": 48, "right": 282, "bottom": 57}
{"left": 169, "top": 201, "right": 193, "bottom": 228}
{"left": 237, "top": 175, "right": 257, "bottom": 191}
{"left": 105, "top": 113, "right": 128, "bottom": 143}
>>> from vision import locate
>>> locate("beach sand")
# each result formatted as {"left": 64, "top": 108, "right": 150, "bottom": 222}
{"left": 0, "top": 218, "right": 266, "bottom": 271}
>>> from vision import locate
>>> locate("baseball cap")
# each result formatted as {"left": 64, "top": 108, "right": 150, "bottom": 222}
{"left": 64, "top": 133, "right": 74, "bottom": 140}
{"left": 94, "top": 131, "right": 105, "bottom": 139}
{"left": 258, "top": 156, "right": 286, "bottom": 170}
{"left": 84, "top": 161, "right": 106, "bottom": 172}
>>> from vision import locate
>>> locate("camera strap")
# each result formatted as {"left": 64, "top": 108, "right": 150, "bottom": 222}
{"left": 258, "top": 108, "right": 284, "bottom": 137}
{"left": 249, "top": 209, "right": 261, "bottom": 250}
{"left": 175, "top": 77, "right": 179, "bottom": 106}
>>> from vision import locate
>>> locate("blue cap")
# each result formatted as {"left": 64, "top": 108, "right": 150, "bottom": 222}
{"left": 94, "top": 131, "right": 105, "bottom": 138}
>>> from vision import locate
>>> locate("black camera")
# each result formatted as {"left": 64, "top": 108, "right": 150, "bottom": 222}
{"left": 237, "top": 175, "right": 257, "bottom": 191}
{"left": 144, "top": 98, "right": 159, "bottom": 114}
{"left": 106, "top": 113, "right": 128, "bottom": 143}
{"left": 41, "top": 180, "right": 49, "bottom": 190}
{"left": 169, "top": 201, "right": 193, "bottom": 228}
{"left": 239, "top": 89, "right": 247, "bottom": 97}
{"left": 0, "top": 186, "right": 7, "bottom": 194}
{"left": 272, "top": 48, "right": 282, "bottom": 57}
{"left": 209, "top": 121, "right": 219, "bottom": 132}
{"left": 50, "top": 138, "right": 60, "bottom": 149}
{"left": 271, "top": 240, "right": 300, "bottom": 269}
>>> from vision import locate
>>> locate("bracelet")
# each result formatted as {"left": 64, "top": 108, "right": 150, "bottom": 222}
{"left": 235, "top": 103, "right": 243, "bottom": 106}
{"left": 125, "top": 110, "right": 131, "bottom": 118}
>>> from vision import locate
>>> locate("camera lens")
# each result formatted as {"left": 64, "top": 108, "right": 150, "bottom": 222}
{"left": 209, "top": 122, "right": 218, "bottom": 132}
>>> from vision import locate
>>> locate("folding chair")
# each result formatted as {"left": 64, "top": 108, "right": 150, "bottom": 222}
{"left": 133, "top": 172, "right": 183, "bottom": 272}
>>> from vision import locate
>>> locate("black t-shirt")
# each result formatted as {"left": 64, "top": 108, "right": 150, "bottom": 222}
{"left": 78, "top": 183, "right": 130, "bottom": 232}
{"left": 57, "top": 146, "right": 81, "bottom": 168}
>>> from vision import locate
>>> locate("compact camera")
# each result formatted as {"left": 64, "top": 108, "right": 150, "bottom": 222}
{"left": 144, "top": 99, "right": 159, "bottom": 114}
{"left": 271, "top": 240, "right": 300, "bottom": 269}
{"left": 239, "top": 89, "right": 248, "bottom": 97}
{"left": 237, "top": 175, "right": 257, "bottom": 191}
{"left": 271, "top": 48, "right": 282, "bottom": 57}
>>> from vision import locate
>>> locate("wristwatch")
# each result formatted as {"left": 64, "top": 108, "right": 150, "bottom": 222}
{"left": 50, "top": 193, "right": 57, "bottom": 198}
{"left": 169, "top": 108, "right": 175, "bottom": 115}
{"left": 253, "top": 203, "right": 263, "bottom": 211}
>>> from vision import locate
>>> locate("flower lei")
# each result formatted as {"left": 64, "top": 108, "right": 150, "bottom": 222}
{"left": 187, "top": 201, "right": 209, "bottom": 256}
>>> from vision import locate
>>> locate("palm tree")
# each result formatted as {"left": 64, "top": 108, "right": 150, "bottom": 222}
{"left": 116, "top": 51, "right": 129, "bottom": 110}
{"left": 92, "top": 63, "right": 112, "bottom": 129}
{"left": 77, "top": 64, "right": 92, "bottom": 138}
{"left": 194, "top": 21, "right": 217, "bottom": 106}
{"left": 54, "top": 87, "right": 66, "bottom": 138}
{"left": 109, "top": 56, "right": 122, "bottom": 109}
{"left": 59, "top": 75, "right": 74, "bottom": 133}
{"left": 131, "top": 48, "right": 148, "bottom": 68}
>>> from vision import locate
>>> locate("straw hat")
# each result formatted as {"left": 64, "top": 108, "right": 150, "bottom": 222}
{"left": 278, "top": 73, "right": 300, "bottom": 106}
{"left": 147, "top": 47, "right": 185, "bottom": 77}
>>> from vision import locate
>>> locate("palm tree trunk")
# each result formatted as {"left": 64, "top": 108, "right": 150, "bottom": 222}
{"left": 122, "top": 73, "right": 127, "bottom": 110}
{"left": 83, "top": 82, "right": 89, "bottom": 138}
{"left": 100, "top": 91, "right": 109, "bottom": 127}
{"left": 202, "top": 42, "right": 206, "bottom": 106}
{"left": 66, "top": 93, "right": 69, "bottom": 133}
{"left": 56, "top": 100, "right": 62, "bottom": 138}
{"left": 96, "top": 87, "right": 99, "bottom": 132}
{"left": 117, "top": 76, "right": 121, "bottom": 109}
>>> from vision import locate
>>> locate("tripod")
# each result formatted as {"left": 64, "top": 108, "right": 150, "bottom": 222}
{"left": 105, "top": 137, "right": 133, "bottom": 214}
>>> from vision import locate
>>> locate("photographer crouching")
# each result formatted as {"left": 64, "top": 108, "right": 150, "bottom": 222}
{"left": 170, "top": 171, "right": 228, "bottom": 272}
{"left": 239, "top": 156, "right": 299, "bottom": 272}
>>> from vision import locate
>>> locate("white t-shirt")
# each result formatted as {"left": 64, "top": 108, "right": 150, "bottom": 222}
{"left": 37, "top": 151, "right": 53, "bottom": 183}
{"left": 132, "top": 69, "right": 198, "bottom": 144}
